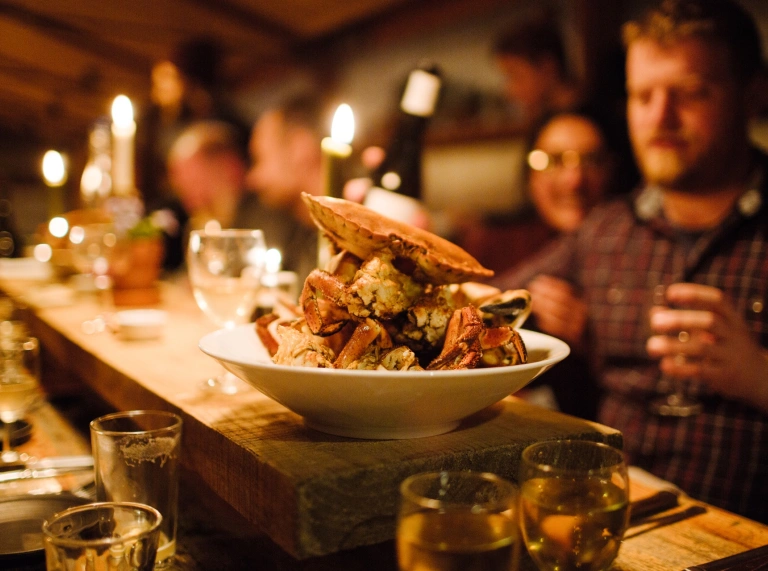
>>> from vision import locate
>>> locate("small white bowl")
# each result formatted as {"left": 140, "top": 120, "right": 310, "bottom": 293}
{"left": 115, "top": 309, "right": 167, "bottom": 341}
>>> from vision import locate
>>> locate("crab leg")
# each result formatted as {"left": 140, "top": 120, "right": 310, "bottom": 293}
{"left": 427, "top": 306, "right": 483, "bottom": 370}
{"left": 480, "top": 327, "right": 528, "bottom": 366}
{"left": 334, "top": 318, "right": 392, "bottom": 369}
{"left": 300, "top": 269, "right": 351, "bottom": 336}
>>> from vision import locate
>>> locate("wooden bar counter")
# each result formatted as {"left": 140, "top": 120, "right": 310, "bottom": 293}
{"left": 2, "top": 275, "right": 767, "bottom": 570}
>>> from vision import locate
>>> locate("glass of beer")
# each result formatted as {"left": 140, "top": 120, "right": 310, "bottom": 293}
{"left": 397, "top": 470, "right": 519, "bottom": 571}
{"left": 519, "top": 440, "right": 629, "bottom": 571}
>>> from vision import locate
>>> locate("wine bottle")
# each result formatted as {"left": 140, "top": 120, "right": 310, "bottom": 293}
{"left": 363, "top": 62, "right": 442, "bottom": 226}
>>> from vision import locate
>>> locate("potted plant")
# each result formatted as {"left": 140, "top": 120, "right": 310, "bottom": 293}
{"left": 110, "top": 214, "right": 166, "bottom": 306}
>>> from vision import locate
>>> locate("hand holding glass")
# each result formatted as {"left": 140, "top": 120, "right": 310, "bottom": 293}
{"left": 519, "top": 440, "right": 629, "bottom": 571}
{"left": 648, "top": 286, "right": 702, "bottom": 417}
{"left": 397, "top": 471, "right": 519, "bottom": 571}
{"left": 187, "top": 229, "right": 266, "bottom": 394}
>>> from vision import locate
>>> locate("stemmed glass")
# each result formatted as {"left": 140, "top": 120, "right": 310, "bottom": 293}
{"left": 69, "top": 222, "right": 117, "bottom": 334}
{"left": 0, "top": 332, "right": 40, "bottom": 464}
{"left": 519, "top": 440, "right": 630, "bottom": 571}
{"left": 648, "top": 287, "right": 703, "bottom": 417}
{"left": 187, "top": 229, "right": 266, "bottom": 394}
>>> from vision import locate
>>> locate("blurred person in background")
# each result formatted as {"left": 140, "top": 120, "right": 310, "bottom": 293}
{"left": 246, "top": 93, "right": 328, "bottom": 284}
{"left": 460, "top": 112, "right": 616, "bottom": 274}
{"left": 138, "top": 37, "right": 249, "bottom": 212}
{"left": 161, "top": 120, "right": 292, "bottom": 272}
{"left": 471, "top": 112, "right": 615, "bottom": 419}
{"left": 492, "top": 18, "right": 583, "bottom": 128}
{"left": 494, "top": 0, "right": 768, "bottom": 522}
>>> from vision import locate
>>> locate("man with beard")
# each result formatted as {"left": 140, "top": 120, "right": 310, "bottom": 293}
{"left": 494, "top": 0, "right": 768, "bottom": 523}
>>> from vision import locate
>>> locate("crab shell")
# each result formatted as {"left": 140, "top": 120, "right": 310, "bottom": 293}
{"left": 302, "top": 193, "right": 494, "bottom": 285}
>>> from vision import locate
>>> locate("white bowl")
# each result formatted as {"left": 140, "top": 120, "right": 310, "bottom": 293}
{"left": 115, "top": 309, "right": 167, "bottom": 341}
{"left": 199, "top": 324, "right": 570, "bottom": 439}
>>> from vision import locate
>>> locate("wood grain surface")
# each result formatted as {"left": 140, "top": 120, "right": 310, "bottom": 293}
{"left": 2, "top": 276, "right": 766, "bottom": 568}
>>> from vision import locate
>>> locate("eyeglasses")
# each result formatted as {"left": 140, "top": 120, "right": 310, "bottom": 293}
{"left": 527, "top": 149, "right": 608, "bottom": 172}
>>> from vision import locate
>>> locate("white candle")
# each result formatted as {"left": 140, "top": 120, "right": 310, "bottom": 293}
{"left": 320, "top": 104, "right": 354, "bottom": 198}
{"left": 111, "top": 95, "right": 136, "bottom": 196}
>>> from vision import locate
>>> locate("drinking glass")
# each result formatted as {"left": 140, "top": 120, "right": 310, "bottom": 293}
{"left": 69, "top": 222, "right": 117, "bottom": 334}
{"left": 648, "top": 287, "right": 702, "bottom": 417}
{"left": 42, "top": 502, "right": 162, "bottom": 571}
{"left": 187, "top": 229, "right": 266, "bottom": 394}
{"left": 397, "top": 471, "right": 520, "bottom": 571}
{"left": 519, "top": 440, "right": 629, "bottom": 571}
{"left": 90, "top": 410, "right": 182, "bottom": 567}
{"left": 0, "top": 333, "right": 40, "bottom": 464}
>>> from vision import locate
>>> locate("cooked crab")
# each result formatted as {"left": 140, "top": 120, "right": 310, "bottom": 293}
{"left": 261, "top": 194, "right": 530, "bottom": 370}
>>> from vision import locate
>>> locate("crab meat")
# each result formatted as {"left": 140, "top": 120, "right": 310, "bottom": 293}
{"left": 334, "top": 318, "right": 393, "bottom": 369}
{"left": 427, "top": 305, "right": 528, "bottom": 370}
{"left": 272, "top": 325, "right": 336, "bottom": 368}
{"left": 301, "top": 251, "right": 424, "bottom": 336}
{"left": 264, "top": 195, "right": 533, "bottom": 371}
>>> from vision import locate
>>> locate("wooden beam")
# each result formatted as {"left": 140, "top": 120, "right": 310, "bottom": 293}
{"left": 0, "top": 1, "right": 152, "bottom": 74}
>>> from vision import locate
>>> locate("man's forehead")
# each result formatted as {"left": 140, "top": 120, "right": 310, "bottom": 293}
{"left": 626, "top": 37, "right": 731, "bottom": 84}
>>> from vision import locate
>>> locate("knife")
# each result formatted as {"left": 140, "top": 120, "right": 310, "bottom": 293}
{"left": 0, "top": 455, "right": 93, "bottom": 483}
{"left": 629, "top": 490, "right": 680, "bottom": 524}
{"left": 683, "top": 544, "right": 768, "bottom": 570}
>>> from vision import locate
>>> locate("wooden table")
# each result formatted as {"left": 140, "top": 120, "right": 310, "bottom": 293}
{"left": 2, "top": 276, "right": 767, "bottom": 570}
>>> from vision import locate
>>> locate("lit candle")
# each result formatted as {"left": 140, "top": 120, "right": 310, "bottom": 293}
{"left": 111, "top": 95, "right": 136, "bottom": 196}
{"left": 320, "top": 104, "right": 354, "bottom": 199}
{"left": 41, "top": 150, "right": 67, "bottom": 218}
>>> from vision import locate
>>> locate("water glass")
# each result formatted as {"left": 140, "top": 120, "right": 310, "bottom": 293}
{"left": 397, "top": 470, "right": 520, "bottom": 571}
{"left": 0, "top": 332, "right": 40, "bottom": 463}
{"left": 90, "top": 410, "right": 182, "bottom": 567}
{"left": 519, "top": 440, "right": 629, "bottom": 571}
{"left": 43, "top": 501, "right": 162, "bottom": 571}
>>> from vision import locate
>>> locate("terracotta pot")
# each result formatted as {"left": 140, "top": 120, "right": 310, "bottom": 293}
{"left": 110, "top": 237, "right": 164, "bottom": 305}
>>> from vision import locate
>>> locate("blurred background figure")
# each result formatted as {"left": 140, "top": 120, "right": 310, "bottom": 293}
{"left": 492, "top": 18, "right": 583, "bottom": 128}
{"left": 482, "top": 112, "right": 615, "bottom": 420}
{"left": 138, "top": 37, "right": 250, "bottom": 214}
{"left": 459, "top": 112, "right": 615, "bottom": 276}
{"left": 246, "top": 93, "right": 328, "bottom": 284}
{"left": 162, "top": 120, "right": 291, "bottom": 272}
{"left": 492, "top": 16, "right": 638, "bottom": 195}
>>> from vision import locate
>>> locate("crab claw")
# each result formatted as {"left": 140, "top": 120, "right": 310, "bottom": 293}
{"left": 479, "top": 289, "right": 531, "bottom": 329}
{"left": 427, "top": 306, "right": 483, "bottom": 370}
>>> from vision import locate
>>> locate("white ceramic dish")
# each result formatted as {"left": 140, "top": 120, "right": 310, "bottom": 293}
{"left": 199, "top": 324, "right": 570, "bottom": 439}
{"left": 115, "top": 309, "right": 167, "bottom": 341}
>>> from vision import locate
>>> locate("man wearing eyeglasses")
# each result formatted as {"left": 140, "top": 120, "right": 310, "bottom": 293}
{"left": 495, "top": 0, "right": 768, "bottom": 523}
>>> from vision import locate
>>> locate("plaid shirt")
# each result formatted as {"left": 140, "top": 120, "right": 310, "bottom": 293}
{"left": 495, "top": 152, "right": 768, "bottom": 523}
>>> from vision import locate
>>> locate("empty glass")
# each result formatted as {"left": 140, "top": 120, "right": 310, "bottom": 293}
{"left": 187, "top": 228, "right": 266, "bottom": 394}
{"left": 42, "top": 502, "right": 162, "bottom": 571}
{"left": 0, "top": 332, "right": 40, "bottom": 464}
{"left": 90, "top": 410, "right": 182, "bottom": 567}
{"left": 69, "top": 222, "right": 117, "bottom": 334}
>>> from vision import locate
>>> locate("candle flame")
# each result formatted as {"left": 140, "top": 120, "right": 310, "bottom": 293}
{"left": 265, "top": 248, "right": 282, "bottom": 274}
{"left": 42, "top": 150, "right": 67, "bottom": 186}
{"left": 331, "top": 104, "right": 354, "bottom": 145}
{"left": 111, "top": 95, "right": 134, "bottom": 128}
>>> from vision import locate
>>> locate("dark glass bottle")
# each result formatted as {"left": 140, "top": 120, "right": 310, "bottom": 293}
{"left": 364, "top": 63, "right": 442, "bottom": 225}
{"left": 0, "top": 185, "right": 21, "bottom": 258}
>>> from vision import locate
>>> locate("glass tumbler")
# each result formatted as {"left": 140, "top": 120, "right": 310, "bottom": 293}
{"left": 42, "top": 501, "right": 162, "bottom": 571}
{"left": 397, "top": 470, "right": 520, "bottom": 571}
{"left": 519, "top": 440, "right": 629, "bottom": 571}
